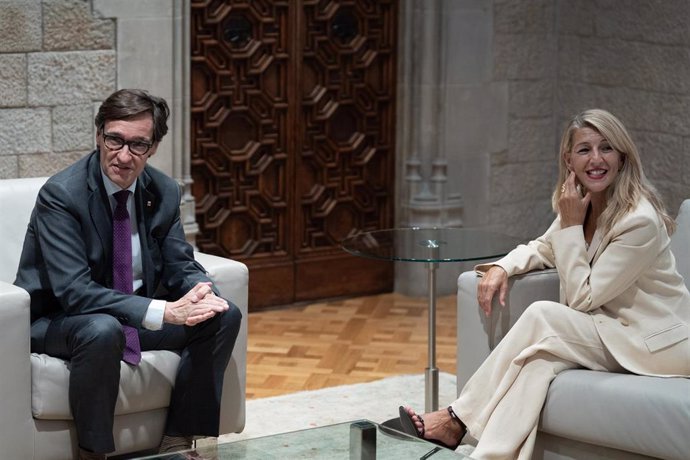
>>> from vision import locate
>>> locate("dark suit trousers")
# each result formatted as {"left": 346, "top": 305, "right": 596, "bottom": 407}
{"left": 30, "top": 304, "right": 242, "bottom": 454}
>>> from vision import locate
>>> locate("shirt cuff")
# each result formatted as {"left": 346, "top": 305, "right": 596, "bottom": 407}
{"left": 143, "top": 299, "right": 166, "bottom": 330}
{"left": 474, "top": 262, "right": 508, "bottom": 276}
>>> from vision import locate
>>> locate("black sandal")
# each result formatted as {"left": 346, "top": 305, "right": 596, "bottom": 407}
{"left": 398, "top": 406, "right": 465, "bottom": 451}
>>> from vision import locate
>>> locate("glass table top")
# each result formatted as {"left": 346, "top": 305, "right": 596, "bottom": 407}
{"left": 135, "top": 419, "right": 468, "bottom": 459}
{"left": 341, "top": 227, "right": 523, "bottom": 263}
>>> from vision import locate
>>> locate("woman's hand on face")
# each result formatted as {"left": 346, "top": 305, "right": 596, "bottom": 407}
{"left": 558, "top": 171, "right": 591, "bottom": 227}
{"left": 477, "top": 266, "right": 508, "bottom": 317}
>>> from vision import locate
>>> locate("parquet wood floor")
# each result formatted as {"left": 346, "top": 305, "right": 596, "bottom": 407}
{"left": 246, "top": 292, "right": 457, "bottom": 399}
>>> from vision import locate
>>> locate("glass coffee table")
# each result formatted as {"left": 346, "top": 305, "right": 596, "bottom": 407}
{"left": 341, "top": 227, "right": 521, "bottom": 412}
{"left": 136, "top": 419, "right": 469, "bottom": 459}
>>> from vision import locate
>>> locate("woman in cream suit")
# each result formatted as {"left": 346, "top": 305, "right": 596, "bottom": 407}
{"left": 398, "top": 109, "right": 690, "bottom": 459}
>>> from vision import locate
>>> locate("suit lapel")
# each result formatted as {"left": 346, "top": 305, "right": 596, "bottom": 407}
{"left": 136, "top": 171, "right": 158, "bottom": 296}
{"left": 588, "top": 228, "right": 604, "bottom": 264}
{"left": 86, "top": 152, "right": 113, "bottom": 270}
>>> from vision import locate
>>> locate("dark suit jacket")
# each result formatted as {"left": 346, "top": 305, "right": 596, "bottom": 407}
{"left": 15, "top": 150, "right": 212, "bottom": 327}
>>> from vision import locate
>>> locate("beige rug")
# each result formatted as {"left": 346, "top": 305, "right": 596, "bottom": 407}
{"left": 213, "top": 372, "right": 475, "bottom": 457}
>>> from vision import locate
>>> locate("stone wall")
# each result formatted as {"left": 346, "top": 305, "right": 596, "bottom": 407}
{"left": 397, "top": 0, "right": 690, "bottom": 295}
{"left": 0, "top": 0, "right": 116, "bottom": 179}
{"left": 555, "top": 0, "right": 690, "bottom": 217}
{"left": 488, "top": 0, "right": 558, "bottom": 239}
{"left": 0, "top": 0, "right": 195, "bottom": 237}
{"left": 3, "top": 0, "right": 690, "bottom": 295}
{"left": 489, "top": 0, "right": 690, "bottom": 240}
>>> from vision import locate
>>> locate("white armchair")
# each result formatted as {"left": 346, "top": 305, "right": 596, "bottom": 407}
{"left": 456, "top": 200, "right": 690, "bottom": 460}
{"left": 0, "top": 177, "right": 248, "bottom": 459}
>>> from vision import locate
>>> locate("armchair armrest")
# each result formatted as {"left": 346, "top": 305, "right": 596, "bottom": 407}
{"left": 193, "top": 251, "right": 249, "bottom": 434}
{"left": 195, "top": 251, "right": 249, "bottom": 311}
{"left": 0, "top": 281, "right": 33, "bottom": 457}
{"left": 456, "top": 269, "right": 560, "bottom": 391}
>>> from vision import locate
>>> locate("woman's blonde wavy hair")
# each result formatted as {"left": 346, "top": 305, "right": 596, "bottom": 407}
{"left": 552, "top": 109, "right": 675, "bottom": 235}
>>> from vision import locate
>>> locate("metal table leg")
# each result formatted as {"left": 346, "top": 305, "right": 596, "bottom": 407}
{"left": 425, "top": 247, "right": 440, "bottom": 412}
{"left": 379, "top": 257, "right": 440, "bottom": 436}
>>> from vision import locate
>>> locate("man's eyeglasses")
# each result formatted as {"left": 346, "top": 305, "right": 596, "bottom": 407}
{"left": 102, "top": 133, "right": 153, "bottom": 156}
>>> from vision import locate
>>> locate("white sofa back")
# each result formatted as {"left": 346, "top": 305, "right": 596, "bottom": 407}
{"left": 670, "top": 199, "right": 690, "bottom": 288}
{"left": 0, "top": 177, "right": 49, "bottom": 283}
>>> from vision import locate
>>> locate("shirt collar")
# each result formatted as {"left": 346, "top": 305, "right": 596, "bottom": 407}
{"left": 101, "top": 170, "right": 137, "bottom": 197}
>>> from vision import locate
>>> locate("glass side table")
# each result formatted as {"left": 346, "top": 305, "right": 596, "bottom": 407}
{"left": 137, "top": 419, "right": 468, "bottom": 459}
{"left": 341, "top": 227, "right": 522, "bottom": 412}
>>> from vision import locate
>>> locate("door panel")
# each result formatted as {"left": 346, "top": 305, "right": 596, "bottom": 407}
{"left": 191, "top": 0, "right": 397, "bottom": 309}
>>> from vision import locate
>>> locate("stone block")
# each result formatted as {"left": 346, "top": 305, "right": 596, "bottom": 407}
{"left": 557, "top": 0, "right": 596, "bottom": 37}
{"left": 655, "top": 181, "right": 685, "bottom": 220}
{"left": 494, "top": 33, "right": 557, "bottom": 80}
{"left": 508, "top": 117, "right": 556, "bottom": 162}
{"left": 595, "top": 0, "right": 690, "bottom": 46}
{"left": 614, "top": 91, "right": 690, "bottom": 137}
{"left": 0, "top": 54, "right": 27, "bottom": 107}
{"left": 557, "top": 35, "right": 581, "bottom": 82}
{"left": 0, "top": 108, "right": 51, "bottom": 155}
{"left": 28, "top": 51, "right": 116, "bottom": 105}
{"left": 93, "top": 0, "right": 174, "bottom": 18}
{"left": 632, "top": 130, "right": 683, "bottom": 184}
{"left": 557, "top": 84, "right": 690, "bottom": 137}
{"left": 494, "top": 0, "right": 553, "bottom": 34}
{"left": 0, "top": 0, "right": 41, "bottom": 52}
{"left": 490, "top": 161, "right": 555, "bottom": 206}
{"left": 509, "top": 80, "right": 554, "bottom": 117}
{"left": 53, "top": 104, "right": 94, "bottom": 153}
{"left": 581, "top": 38, "right": 690, "bottom": 94}
{"left": 18, "top": 151, "right": 86, "bottom": 178}
{"left": 0, "top": 155, "right": 18, "bottom": 179}
{"left": 43, "top": 0, "right": 115, "bottom": 51}
{"left": 555, "top": 84, "right": 603, "bottom": 119}
{"left": 490, "top": 198, "right": 554, "bottom": 240}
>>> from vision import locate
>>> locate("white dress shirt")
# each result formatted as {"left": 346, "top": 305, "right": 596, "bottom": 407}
{"left": 102, "top": 173, "right": 165, "bottom": 330}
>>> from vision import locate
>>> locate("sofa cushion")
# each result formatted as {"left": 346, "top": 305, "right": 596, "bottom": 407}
{"left": 539, "top": 369, "right": 690, "bottom": 460}
{"left": 31, "top": 350, "right": 180, "bottom": 419}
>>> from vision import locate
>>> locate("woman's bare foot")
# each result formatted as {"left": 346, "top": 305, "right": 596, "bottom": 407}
{"left": 401, "top": 406, "right": 466, "bottom": 449}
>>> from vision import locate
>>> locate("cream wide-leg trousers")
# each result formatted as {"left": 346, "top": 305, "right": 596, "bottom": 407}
{"left": 452, "top": 301, "right": 624, "bottom": 460}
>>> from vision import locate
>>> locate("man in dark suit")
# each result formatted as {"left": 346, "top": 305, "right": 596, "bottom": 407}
{"left": 14, "top": 89, "right": 242, "bottom": 460}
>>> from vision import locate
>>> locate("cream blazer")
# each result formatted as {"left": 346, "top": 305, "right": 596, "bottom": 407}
{"left": 479, "top": 197, "right": 690, "bottom": 377}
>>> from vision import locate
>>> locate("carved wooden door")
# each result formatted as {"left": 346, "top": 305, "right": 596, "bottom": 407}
{"left": 190, "top": 0, "right": 397, "bottom": 309}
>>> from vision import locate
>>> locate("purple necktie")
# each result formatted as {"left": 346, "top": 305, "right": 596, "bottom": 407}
{"left": 112, "top": 190, "right": 142, "bottom": 365}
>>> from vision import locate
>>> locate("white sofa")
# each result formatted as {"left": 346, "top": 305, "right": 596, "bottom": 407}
{"left": 457, "top": 201, "right": 690, "bottom": 460}
{"left": 0, "top": 177, "right": 248, "bottom": 459}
